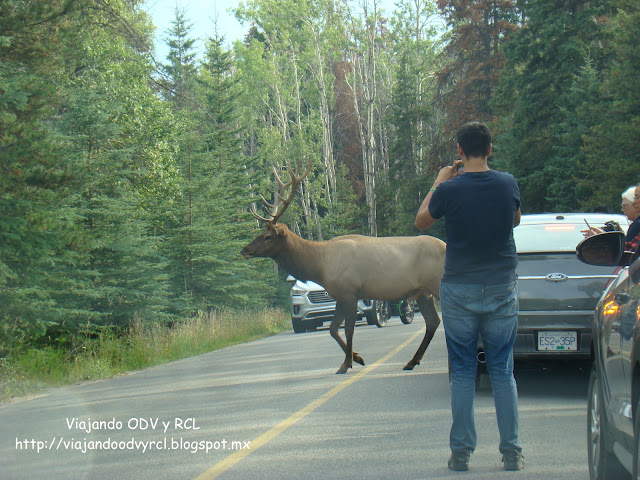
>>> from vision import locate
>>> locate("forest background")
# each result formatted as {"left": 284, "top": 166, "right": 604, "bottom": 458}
{"left": 1, "top": 0, "right": 638, "bottom": 371}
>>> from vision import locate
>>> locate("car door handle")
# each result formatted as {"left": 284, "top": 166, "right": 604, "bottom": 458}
{"left": 615, "top": 292, "right": 631, "bottom": 305}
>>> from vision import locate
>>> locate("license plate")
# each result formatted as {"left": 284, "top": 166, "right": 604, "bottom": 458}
{"left": 537, "top": 331, "right": 578, "bottom": 351}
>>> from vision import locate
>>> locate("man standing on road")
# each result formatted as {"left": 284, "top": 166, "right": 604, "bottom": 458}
{"left": 414, "top": 122, "right": 524, "bottom": 472}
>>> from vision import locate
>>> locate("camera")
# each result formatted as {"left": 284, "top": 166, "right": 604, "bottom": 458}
{"left": 603, "top": 220, "right": 623, "bottom": 232}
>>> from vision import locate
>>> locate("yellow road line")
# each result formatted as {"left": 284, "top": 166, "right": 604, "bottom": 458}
{"left": 193, "top": 329, "right": 424, "bottom": 480}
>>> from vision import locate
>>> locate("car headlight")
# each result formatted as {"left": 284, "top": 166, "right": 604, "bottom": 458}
{"left": 291, "top": 288, "right": 305, "bottom": 296}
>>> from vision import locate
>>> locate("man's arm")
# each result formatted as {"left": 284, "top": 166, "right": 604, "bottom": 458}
{"left": 415, "top": 190, "right": 438, "bottom": 231}
{"left": 514, "top": 208, "right": 521, "bottom": 227}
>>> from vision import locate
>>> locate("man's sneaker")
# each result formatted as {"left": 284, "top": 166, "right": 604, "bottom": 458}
{"left": 448, "top": 450, "right": 470, "bottom": 471}
{"left": 502, "top": 450, "right": 524, "bottom": 471}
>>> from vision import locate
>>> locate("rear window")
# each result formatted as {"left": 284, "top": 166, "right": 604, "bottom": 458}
{"left": 514, "top": 223, "right": 587, "bottom": 253}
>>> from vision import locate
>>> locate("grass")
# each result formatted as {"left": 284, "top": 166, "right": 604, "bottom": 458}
{"left": 0, "top": 308, "right": 290, "bottom": 403}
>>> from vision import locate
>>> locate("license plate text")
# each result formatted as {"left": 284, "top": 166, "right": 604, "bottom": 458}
{"left": 537, "top": 331, "right": 578, "bottom": 351}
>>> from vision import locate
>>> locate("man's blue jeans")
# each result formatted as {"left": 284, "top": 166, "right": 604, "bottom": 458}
{"left": 440, "top": 280, "right": 522, "bottom": 455}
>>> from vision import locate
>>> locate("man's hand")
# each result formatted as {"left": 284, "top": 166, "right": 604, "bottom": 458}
{"left": 581, "top": 226, "right": 604, "bottom": 238}
{"left": 434, "top": 159, "right": 464, "bottom": 185}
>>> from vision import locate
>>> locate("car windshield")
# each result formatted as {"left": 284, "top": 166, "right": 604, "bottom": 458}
{"left": 514, "top": 223, "right": 587, "bottom": 253}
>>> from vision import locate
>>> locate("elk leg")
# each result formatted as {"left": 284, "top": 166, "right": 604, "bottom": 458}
{"left": 404, "top": 295, "right": 441, "bottom": 370}
{"left": 333, "top": 301, "right": 361, "bottom": 374}
{"left": 329, "top": 302, "right": 364, "bottom": 366}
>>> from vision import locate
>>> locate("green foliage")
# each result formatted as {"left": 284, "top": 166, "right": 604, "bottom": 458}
{"left": 0, "top": 308, "right": 290, "bottom": 401}
{"left": 49, "top": 6, "right": 173, "bottom": 334}
{"left": 321, "top": 163, "right": 367, "bottom": 236}
{"left": 2, "top": 0, "right": 638, "bottom": 365}
{"left": 579, "top": 0, "right": 640, "bottom": 209}
{"left": 161, "top": 18, "right": 278, "bottom": 313}
{"left": 435, "top": 0, "right": 518, "bottom": 137}
{"left": 492, "top": 0, "right": 614, "bottom": 212}
{"left": 0, "top": 0, "right": 96, "bottom": 346}
{"left": 161, "top": 6, "right": 198, "bottom": 109}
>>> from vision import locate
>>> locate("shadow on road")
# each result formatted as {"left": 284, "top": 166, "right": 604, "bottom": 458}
{"left": 476, "top": 360, "right": 591, "bottom": 400}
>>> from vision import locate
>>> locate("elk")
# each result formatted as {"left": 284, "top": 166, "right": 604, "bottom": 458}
{"left": 241, "top": 161, "right": 445, "bottom": 374}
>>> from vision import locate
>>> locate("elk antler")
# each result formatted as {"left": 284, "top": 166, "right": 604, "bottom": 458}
{"left": 251, "top": 158, "right": 313, "bottom": 224}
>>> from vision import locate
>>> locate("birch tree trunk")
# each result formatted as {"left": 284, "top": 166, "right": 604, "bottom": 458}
{"left": 342, "top": 0, "right": 380, "bottom": 237}
{"left": 305, "top": 19, "right": 337, "bottom": 208}
{"left": 290, "top": 48, "right": 315, "bottom": 239}
{"left": 262, "top": 31, "right": 289, "bottom": 146}
{"left": 362, "top": 0, "right": 379, "bottom": 237}
{"left": 414, "top": 0, "right": 426, "bottom": 175}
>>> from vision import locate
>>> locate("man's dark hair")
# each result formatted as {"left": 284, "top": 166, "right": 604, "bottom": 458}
{"left": 457, "top": 122, "right": 492, "bottom": 158}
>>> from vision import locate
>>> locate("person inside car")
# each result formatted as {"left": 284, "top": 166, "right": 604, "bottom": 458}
{"left": 582, "top": 184, "right": 640, "bottom": 243}
{"left": 627, "top": 183, "right": 640, "bottom": 257}
{"left": 622, "top": 185, "right": 640, "bottom": 241}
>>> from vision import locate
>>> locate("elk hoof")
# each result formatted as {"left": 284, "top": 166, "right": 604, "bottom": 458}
{"left": 336, "top": 364, "right": 351, "bottom": 374}
{"left": 403, "top": 360, "right": 420, "bottom": 370}
{"left": 353, "top": 353, "right": 365, "bottom": 366}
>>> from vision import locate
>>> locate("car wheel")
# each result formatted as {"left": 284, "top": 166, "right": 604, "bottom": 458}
{"left": 634, "top": 402, "right": 640, "bottom": 480}
{"left": 374, "top": 301, "right": 389, "bottom": 327}
{"left": 366, "top": 308, "right": 377, "bottom": 325}
{"left": 400, "top": 300, "right": 414, "bottom": 324}
{"left": 475, "top": 362, "right": 490, "bottom": 390}
{"left": 291, "top": 318, "right": 306, "bottom": 334}
{"left": 588, "top": 365, "right": 629, "bottom": 479}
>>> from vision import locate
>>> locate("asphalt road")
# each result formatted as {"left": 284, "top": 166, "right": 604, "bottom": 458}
{"left": 1, "top": 316, "right": 591, "bottom": 479}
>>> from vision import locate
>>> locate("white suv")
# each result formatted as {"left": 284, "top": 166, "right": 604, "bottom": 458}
{"left": 286, "top": 276, "right": 381, "bottom": 333}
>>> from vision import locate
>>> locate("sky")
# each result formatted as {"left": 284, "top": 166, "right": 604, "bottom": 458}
{"left": 144, "top": 0, "right": 401, "bottom": 62}
{"left": 144, "top": 0, "right": 246, "bottom": 61}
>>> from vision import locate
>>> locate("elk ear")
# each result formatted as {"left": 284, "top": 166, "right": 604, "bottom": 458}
{"left": 274, "top": 224, "right": 287, "bottom": 236}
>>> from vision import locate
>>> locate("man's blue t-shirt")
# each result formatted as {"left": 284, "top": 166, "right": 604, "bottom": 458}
{"left": 428, "top": 170, "right": 520, "bottom": 285}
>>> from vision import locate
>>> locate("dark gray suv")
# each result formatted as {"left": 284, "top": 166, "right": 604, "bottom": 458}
{"left": 476, "top": 213, "right": 630, "bottom": 362}
{"left": 577, "top": 231, "right": 640, "bottom": 479}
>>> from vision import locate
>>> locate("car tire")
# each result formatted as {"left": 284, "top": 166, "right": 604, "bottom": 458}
{"left": 291, "top": 318, "right": 306, "bottom": 334}
{"left": 633, "top": 401, "right": 640, "bottom": 480}
{"left": 374, "top": 301, "right": 389, "bottom": 327}
{"left": 366, "top": 309, "right": 377, "bottom": 325}
{"left": 400, "top": 300, "right": 414, "bottom": 324}
{"left": 588, "top": 365, "right": 629, "bottom": 479}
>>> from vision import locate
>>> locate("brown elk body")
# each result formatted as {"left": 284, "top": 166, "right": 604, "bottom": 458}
{"left": 241, "top": 161, "right": 446, "bottom": 374}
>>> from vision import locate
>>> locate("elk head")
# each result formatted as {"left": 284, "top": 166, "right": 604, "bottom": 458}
{"left": 241, "top": 159, "right": 312, "bottom": 259}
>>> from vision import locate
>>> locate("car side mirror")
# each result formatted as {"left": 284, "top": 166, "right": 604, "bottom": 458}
{"left": 576, "top": 231, "right": 629, "bottom": 266}
{"left": 285, "top": 275, "right": 296, "bottom": 283}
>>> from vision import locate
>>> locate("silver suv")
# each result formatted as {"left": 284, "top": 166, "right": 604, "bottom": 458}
{"left": 286, "top": 276, "right": 382, "bottom": 333}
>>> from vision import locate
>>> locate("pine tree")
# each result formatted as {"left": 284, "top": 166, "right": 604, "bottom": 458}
{"left": 383, "top": 0, "right": 443, "bottom": 237}
{"left": 162, "top": 6, "right": 198, "bottom": 110}
{"left": 492, "top": 0, "right": 611, "bottom": 212}
{"left": 191, "top": 33, "right": 277, "bottom": 307}
{"left": 0, "top": 0, "right": 95, "bottom": 348}
{"left": 435, "top": 0, "right": 517, "bottom": 141}
{"left": 50, "top": 4, "right": 174, "bottom": 332}
{"left": 160, "top": 8, "right": 204, "bottom": 313}
{"left": 579, "top": 0, "right": 640, "bottom": 209}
